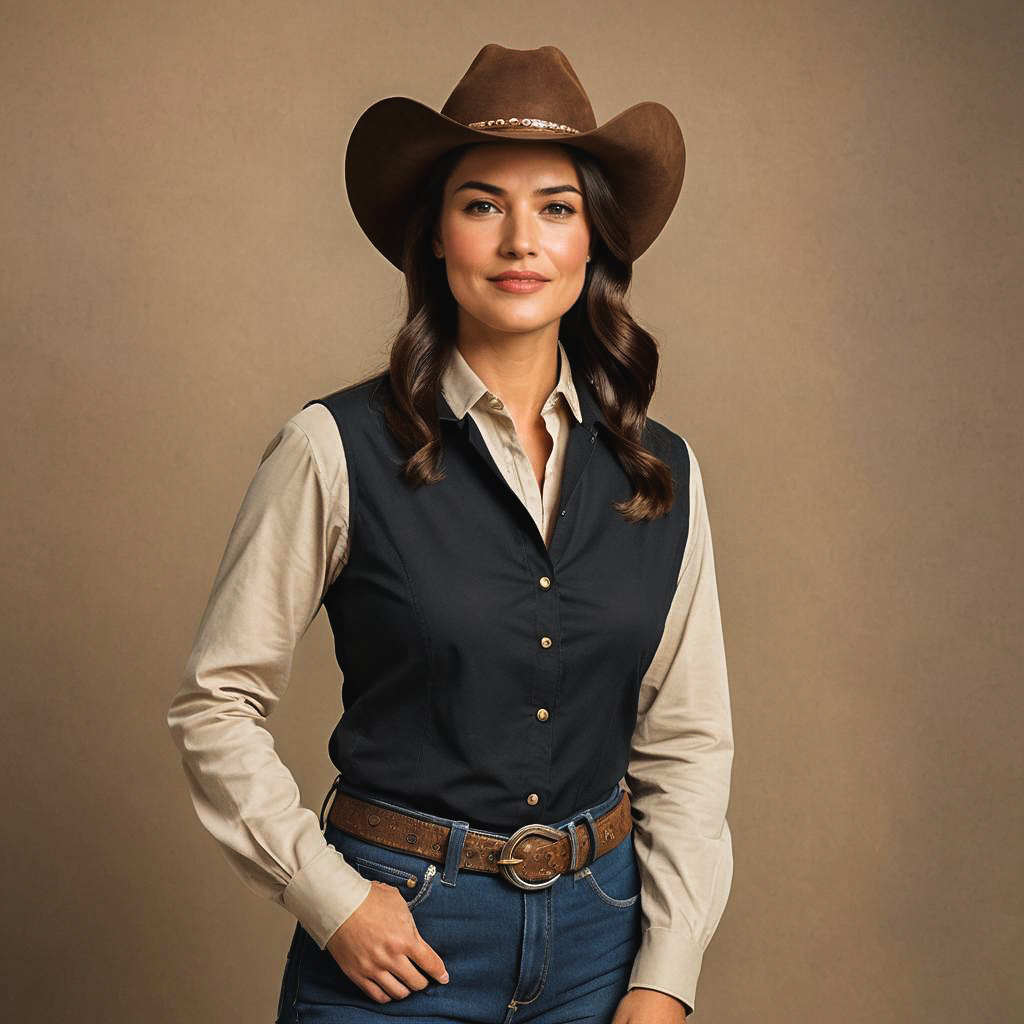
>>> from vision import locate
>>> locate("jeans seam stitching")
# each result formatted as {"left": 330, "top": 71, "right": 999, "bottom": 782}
{"left": 353, "top": 856, "right": 438, "bottom": 909}
{"left": 583, "top": 865, "right": 640, "bottom": 907}
{"left": 291, "top": 929, "right": 308, "bottom": 1022}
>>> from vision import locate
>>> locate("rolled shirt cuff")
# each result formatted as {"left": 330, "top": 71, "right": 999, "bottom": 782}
{"left": 281, "top": 842, "right": 373, "bottom": 949}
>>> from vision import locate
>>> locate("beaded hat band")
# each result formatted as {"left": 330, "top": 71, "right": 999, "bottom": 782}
{"left": 345, "top": 43, "right": 685, "bottom": 271}
{"left": 465, "top": 117, "right": 581, "bottom": 135}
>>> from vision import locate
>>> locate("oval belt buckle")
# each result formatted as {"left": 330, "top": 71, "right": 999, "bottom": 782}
{"left": 497, "top": 822, "right": 566, "bottom": 890}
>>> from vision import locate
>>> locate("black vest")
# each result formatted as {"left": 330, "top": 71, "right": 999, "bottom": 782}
{"left": 304, "top": 351, "right": 691, "bottom": 832}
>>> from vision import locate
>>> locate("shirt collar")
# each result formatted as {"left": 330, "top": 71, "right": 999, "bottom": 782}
{"left": 439, "top": 336, "right": 584, "bottom": 425}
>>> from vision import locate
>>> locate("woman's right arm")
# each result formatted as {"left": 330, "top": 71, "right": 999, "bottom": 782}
{"left": 165, "top": 403, "right": 372, "bottom": 950}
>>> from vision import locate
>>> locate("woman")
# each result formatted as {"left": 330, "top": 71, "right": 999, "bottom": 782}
{"left": 167, "top": 43, "right": 733, "bottom": 1024}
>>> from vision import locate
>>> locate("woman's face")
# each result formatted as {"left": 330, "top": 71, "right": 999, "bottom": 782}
{"left": 433, "top": 141, "right": 592, "bottom": 338}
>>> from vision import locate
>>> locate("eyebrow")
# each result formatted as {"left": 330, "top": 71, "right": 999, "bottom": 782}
{"left": 453, "top": 179, "right": 583, "bottom": 199}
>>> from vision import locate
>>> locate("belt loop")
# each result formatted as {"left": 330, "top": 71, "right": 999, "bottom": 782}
{"left": 566, "top": 820, "right": 581, "bottom": 870}
{"left": 442, "top": 821, "right": 470, "bottom": 886}
{"left": 566, "top": 820, "right": 582, "bottom": 883}
{"left": 319, "top": 772, "right": 342, "bottom": 832}
{"left": 579, "top": 808, "right": 600, "bottom": 868}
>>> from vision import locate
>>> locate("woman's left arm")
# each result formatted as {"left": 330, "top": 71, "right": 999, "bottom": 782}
{"left": 622, "top": 438, "right": 735, "bottom": 1019}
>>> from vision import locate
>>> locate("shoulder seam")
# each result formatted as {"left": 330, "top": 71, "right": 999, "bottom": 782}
{"left": 288, "top": 416, "right": 327, "bottom": 486}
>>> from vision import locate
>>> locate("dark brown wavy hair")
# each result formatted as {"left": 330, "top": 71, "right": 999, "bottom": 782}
{"left": 349, "top": 141, "right": 677, "bottom": 521}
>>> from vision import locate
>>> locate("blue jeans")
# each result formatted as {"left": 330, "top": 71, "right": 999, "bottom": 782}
{"left": 276, "top": 779, "right": 642, "bottom": 1023}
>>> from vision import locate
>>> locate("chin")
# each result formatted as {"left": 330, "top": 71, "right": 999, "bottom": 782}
{"left": 459, "top": 299, "right": 545, "bottom": 327}
{"left": 481, "top": 312, "right": 556, "bottom": 334}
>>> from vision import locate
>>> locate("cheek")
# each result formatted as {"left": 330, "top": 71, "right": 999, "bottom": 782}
{"left": 442, "top": 221, "right": 489, "bottom": 271}
{"left": 548, "top": 232, "right": 590, "bottom": 274}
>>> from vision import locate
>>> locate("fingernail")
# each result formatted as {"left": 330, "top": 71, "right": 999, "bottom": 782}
{"left": 441, "top": 972, "right": 450, "bottom": 983}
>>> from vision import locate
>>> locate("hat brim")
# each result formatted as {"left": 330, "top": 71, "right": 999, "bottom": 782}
{"left": 344, "top": 95, "right": 685, "bottom": 270}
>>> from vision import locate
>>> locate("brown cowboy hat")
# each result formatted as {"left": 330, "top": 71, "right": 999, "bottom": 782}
{"left": 344, "top": 43, "right": 685, "bottom": 271}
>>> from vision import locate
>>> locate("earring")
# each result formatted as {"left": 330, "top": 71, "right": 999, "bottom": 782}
{"left": 586, "top": 255, "right": 591, "bottom": 263}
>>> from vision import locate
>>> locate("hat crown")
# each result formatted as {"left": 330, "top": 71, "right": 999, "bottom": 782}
{"left": 440, "top": 44, "right": 598, "bottom": 134}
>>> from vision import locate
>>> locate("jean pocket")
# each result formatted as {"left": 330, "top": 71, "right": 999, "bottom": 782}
{"left": 327, "top": 824, "right": 438, "bottom": 912}
{"left": 578, "top": 828, "right": 641, "bottom": 908}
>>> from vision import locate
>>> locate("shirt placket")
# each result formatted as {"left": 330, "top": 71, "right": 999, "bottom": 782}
{"left": 481, "top": 391, "right": 565, "bottom": 547}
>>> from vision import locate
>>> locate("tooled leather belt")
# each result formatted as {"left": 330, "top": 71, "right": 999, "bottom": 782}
{"left": 326, "top": 786, "right": 633, "bottom": 891}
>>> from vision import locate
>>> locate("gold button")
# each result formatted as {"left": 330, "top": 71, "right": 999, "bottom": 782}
{"left": 540, "top": 636, "right": 552, "bottom": 648}
{"left": 405, "top": 876, "right": 416, "bottom": 888}
{"left": 488, "top": 395, "right": 503, "bottom": 409}
{"left": 538, "top": 576, "right": 551, "bottom": 589}
{"left": 536, "top": 708, "right": 549, "bottom": 721}
{"left": 527, "top": 793, "right": 539, "bottom": 806}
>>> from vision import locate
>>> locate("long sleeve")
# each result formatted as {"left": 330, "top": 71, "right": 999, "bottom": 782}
{"left": 625, "top": 438, "right": 735, "bottom": 1015}
{"left": 166, "top": 403, "right": 372, "bottom": 949}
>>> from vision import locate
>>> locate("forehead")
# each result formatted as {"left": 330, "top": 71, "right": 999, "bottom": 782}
{"left": 446, "top": 141, "right": 580, "bottom": 189}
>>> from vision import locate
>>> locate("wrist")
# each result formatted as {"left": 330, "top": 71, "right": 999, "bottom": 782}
{"left": 629, "top": 986, "right": 690, "bottom": 1018}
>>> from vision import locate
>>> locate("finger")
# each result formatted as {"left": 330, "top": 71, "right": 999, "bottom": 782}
{"left": 355, "top": 975, "right": 393, "bottom": 1004}
{"left": 371, "top": 967, "right": 413, "bottom": 1001}
{"left": 388, "top": 952, "right": 434, "bottom": 993}
{"left": 409, "top": 932, "right": 449, "bottom": 984}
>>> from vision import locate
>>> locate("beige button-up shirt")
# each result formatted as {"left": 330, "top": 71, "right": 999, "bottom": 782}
{"left": 166, "top": 337, "right": 734, "bottom": 1014}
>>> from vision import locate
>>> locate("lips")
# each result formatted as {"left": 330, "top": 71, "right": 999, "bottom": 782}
{"left": 488, "top": 271, "right": 550, "bottom": 281}
{"left": 489, "top": 276, "right": 549, "bottom": 293}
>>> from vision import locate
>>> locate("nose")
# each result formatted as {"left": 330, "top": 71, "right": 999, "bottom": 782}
{"left": 500, "top": 202, "right": 539, "bottom": 258}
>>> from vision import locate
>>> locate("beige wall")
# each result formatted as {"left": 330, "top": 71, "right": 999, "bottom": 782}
{"left": 3, "top": 1, "right": 1020, "bottom": 1021}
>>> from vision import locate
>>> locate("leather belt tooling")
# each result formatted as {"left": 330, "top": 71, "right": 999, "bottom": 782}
{"left": 327, "top": 787, "right": 634, "bottom": 891}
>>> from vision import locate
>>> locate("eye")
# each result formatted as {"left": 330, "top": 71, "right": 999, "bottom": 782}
{"left": 464, "top": 199, "right": 498, "bottom": 214}
{"left": 462, "top": 199, "right": 578, "bottom": 217}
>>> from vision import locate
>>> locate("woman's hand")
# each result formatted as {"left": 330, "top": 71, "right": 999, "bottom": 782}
{"left": 325, "top": 879, "right": 450, "bottom": 1002}
{"left": 612, "top": 987, "right": 689, "bottom": 1022}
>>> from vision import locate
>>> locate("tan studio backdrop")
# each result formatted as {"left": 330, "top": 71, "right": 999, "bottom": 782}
{"left": 2, "top": 1, "right": 1021, "bottom": 1021}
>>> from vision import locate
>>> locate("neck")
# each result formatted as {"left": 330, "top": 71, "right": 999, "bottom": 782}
{"left": 453, "top": 313, "right": 561, "bottom": 424}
